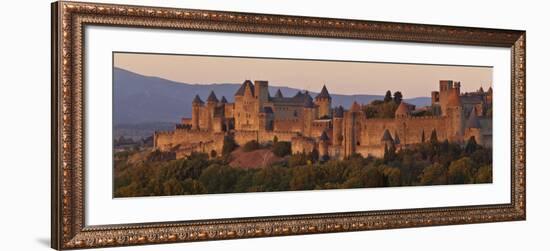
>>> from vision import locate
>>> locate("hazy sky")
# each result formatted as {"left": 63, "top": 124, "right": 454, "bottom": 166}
{"left": 114, "top": 53, "right": 492, "bottom": 98}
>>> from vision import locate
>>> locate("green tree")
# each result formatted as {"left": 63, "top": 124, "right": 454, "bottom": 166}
{"left": 289, "top": 152, "right": 308, "bottom": 167}
{"left": 222, "top": 135, "right": 238, "bottom": 156}
{"left": 365, "top": 167, "right": 385, "bottom": 187}
{"left": 199, "top": 164, "right": 241, "bottom": 193}
{"left": 383, "top": 143, "right": 397, "bottom": 163}
{"left": 393, "top": 91, "right": 403, "bottom": 104}
{"left": 242, "top": 140, "right": 260, "bottom": 152}
{"left": 252, "top": 166, "right": 291, "bottom": 191}
{"left": 210, "top": 149, "right": 217, "bottom": 158}
{"left": 430, "top": 129, "right": 438, "bottom": 144}
{"left": 289, "top": 166, "right": 316, "bottom": 190}
{"left": 419, "top": 163, "right": 447, "bottom": 185}
{"left": 448, "top": 157, "right": 475, "bottom": 184}
{"left": 273, "top": 135, "right": 279, "bottom": 143}
{"left": 272, "top": 141, "right": 291, "bottom": 157}
{"left": 465, "top": 136, "right": 479, "bottom": 154}
{"left": 475, "top": 165, "right": 493, "bottom": 183}
{"left": 384, "top": 90, "right": 392, "bottom": 102}
{"left": 181, "top": 178, "right": 207, "bottom": 194}
{"left": 341, "top": 177, "right": 364, "bottom": 188}
{"left": 381, "top": 166, "right": 402, "bottom": 186}
{"left": 421, "top": 130, "right": 426, "bottom": 143}
{"left": 308, "top": 149, "right": 320, "bottom": 163}
{"left": 162, "top": 178, "right": 184, "bottom": 195}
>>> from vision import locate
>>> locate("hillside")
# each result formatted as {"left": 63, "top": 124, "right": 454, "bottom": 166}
{"left": 114, "top": 67, "right": 431, "bottom": 125}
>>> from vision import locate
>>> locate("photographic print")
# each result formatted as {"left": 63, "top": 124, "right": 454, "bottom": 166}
{"left": 52, "top": 3, "right": 526, "bottom": 249}
{"left": 113, "top": 52, "right": 493, "bottom": 198}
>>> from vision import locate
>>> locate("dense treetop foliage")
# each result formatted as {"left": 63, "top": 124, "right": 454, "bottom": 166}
{"left": 114, "top": 137, "right": 492, "bottom": 197}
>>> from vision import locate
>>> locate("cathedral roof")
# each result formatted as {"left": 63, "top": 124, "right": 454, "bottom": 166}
{"left": 334, "top": 106, "right": 345, "bottom": 118}
{"left": 319, "top": 131, "right": 330, "bottom": 141}
{"left": 315, "top": 85, "right": 331, "bottom": 99}
{"left": 275, "top": 89, "right": 284, "bottom": 98}
{"left": 192, "top": 94, "right": 204, "bottom": 105}
{"left": 220, "top": 96, "right": 228, "bottom": 104}
{"left": 235, "top": 80, "right": 254, "bottom": 96}
{"left": 466, "top": 108, "right": 481, "bottom": 128}
{"left": 207, "top": 90, "right": 219, "bottom": 103}
{"left": 395, "top": 102, "right": 410, "bottom": 117}
{"left": 380, "top": 129, "right": 394, "bottom": 142}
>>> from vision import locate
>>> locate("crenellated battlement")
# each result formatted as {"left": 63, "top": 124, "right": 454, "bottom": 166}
{"left": 154, "top": 79, "right": 492, "bottom": 160}
{"left": 154, "top": 130, "right": 175, "bottom": 135}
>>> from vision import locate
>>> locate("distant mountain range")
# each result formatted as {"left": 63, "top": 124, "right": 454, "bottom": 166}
{"left": 114, "top": 67, "right": 431, "bottom": 125}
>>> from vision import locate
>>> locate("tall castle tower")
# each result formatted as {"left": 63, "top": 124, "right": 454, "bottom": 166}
{"left": 234, "top": 80, "right": 255, "bottom": 130}
{"left": 464, "top": 107, "right": 482, "bottom": 145}
{"left": 439, "top": 80, "right": 461, "bottom": 116}
{"left": 206, "top": 90, "right": 219, "bottom": 131}
{"left": 343, "top": 102, "right": 362, "bottom": 157}
{"left": 302, "top": 92, "right": 316, "bottom": 137}
{"left": 315, "top": 85, "right": 332, "bottom": 119}
{"left": 332, "top": 106, "right": 344, "bottom": 146}
{"left": 254, "top": 80, "right": 269, "bottom": 106}
{"left": 191, "top": 94, "right": 204, "bottom": 130}
{"left": 446, "top": 86, "right": 464, "bottom": 140}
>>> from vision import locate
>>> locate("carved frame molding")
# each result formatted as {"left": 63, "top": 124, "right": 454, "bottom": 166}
{"left": 51, "top": 1, "right": 526, "bottom": 249}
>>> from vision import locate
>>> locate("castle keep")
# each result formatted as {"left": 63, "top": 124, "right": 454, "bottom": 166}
{"left": 154, "top": 80, "right": 492, "bottom": 159}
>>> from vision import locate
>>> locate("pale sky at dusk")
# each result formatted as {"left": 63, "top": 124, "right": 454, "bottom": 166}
{"left": 114, "top": 52, "right": 493, "bottom": 98}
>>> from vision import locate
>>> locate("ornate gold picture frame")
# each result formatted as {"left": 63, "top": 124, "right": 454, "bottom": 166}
{"left": 51, "top": 1, "right": 526, "bottom": 249}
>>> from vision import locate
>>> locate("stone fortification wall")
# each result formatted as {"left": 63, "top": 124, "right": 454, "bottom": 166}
{"left": 359, "top": 116, "right": 449, "bottom": 146}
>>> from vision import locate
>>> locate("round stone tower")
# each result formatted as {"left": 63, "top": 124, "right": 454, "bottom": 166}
{"left": 446, "top": 88, "right": 463, "bottom": 141}
{"left": 332, "top": 106, "right": 344, "bottom": 146}
{"left": 303, "top": 92, "right": 315, "bottom": 137}
{"left": 315, "top": 85, "right": 332, "bottom": 119}
{"left": 206, "top": 91, "right": 219, "bottom": 131}
{"left": 191, "top": 94, "right": 204, "bottom": 130}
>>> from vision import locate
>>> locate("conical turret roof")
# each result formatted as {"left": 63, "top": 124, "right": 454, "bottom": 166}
{"left": 334, "top": 106, "right": 344, "bottom": 118}
{"left": 220, "top": 96, "right": 228, "bottom": 104}
{"left": 235, "top": 80, "right": 255, "bottom": 96}
{"left": 380, "top": 129, "right": 394, "bottom": 142}
{"left": 315, "top": 85, "right": 331, "bottom": 99}
{"left": 275, "top": 89, "right": 283, "bottom": 98}
{"left": 192, "top": 94, "right": 204, "bottom": 105}
{"left": 207, "top": 91, "right": 219, "bottom": 103}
